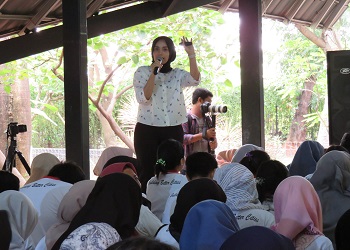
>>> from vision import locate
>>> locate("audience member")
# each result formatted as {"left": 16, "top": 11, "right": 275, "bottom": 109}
{"left": 182, "top": 88, "right": 217, "bottom": 159}
{"left": 214, "top": 163, "right": 275, "bottom": 228}
{"left": 25, "top": 153, "right": 60, "bottom": 185}
{"left": 216, "top": 148, "right": 236, "bottom": 167}
{"left": 0, "top": 210, "right": 11, "bottom": 250}
{"left": 99, "top": 162, "right": 163, "bottom": 238}
{"left": 239, "top": 150, "right": 270, "bottom": 176}
{"left": 60, "top": 222, "right": 120, "bottom": 249}
{"left": 288, "top": 140, "right": 324, "bottom": 177}
{"left": 256, "top": 160, "right": 289, "bottom": 213}
{"left": 220, "top": 226, "right": 294, "bottom": 250}
{"left": 179, "top": 200, "right": 240, "bottom": 250}
{"left": 340, "top": 131, "right": 350, "bottom": 153}
{"left": 185, "top": 151, "right": 218, "bottom": 180}
{"left": 310, "top": 150, "right": 350, "bottom": 247}
{"left": 156, "top": 178, "right": 226, "bottom": 249}
{"left": 107, "top": 236, "right": 175, "bottom": 250}
{"left": 20, "top": 161, "right": 85, "bottom": 246}
{"left": 146, "top": 139, "right": 188, "bottom": 221}
{"left": 335, "top": 209, "right": 350, "bottom": 250}
{"left": 45, "top": 180, "right": 96, "bottom": 250}
{"left": 93, "top": 146, "right": 134, "bottom": 176}
{"left": 52, "top": 173, "right": 142, "bottom": 249}
{"left": 324, "top": 145, "right": 349, "bottom": 154}
{"left": 0, "top": 170, "right": 20, "bottom": 193}
{"left": 272, "top": 176, "right": 333, "bottom": 249}
{"left": 231, "top": 144, "right": 264, "bottom": 163}
{"left": 0, "top": 190, "right": 38, "bottom": 250}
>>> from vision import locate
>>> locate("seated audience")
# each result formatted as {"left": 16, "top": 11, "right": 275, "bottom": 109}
{"left": 239, "top": 150, "right": 270, "bottom": 177}
{"left": 216, "top": 148, "right": 236, "bottom": 167}
{"left": 310, "top": 150, "right": 350, "bottom": 247}
{"left": 93, "top": 146, "right": 134, "bottom": 176}
{"left": 220, "top": 226, "right": 294, "bottom": 250}
{"left": 60, "top": 222, "right": 120, "bottom": 249}
{"left": 335, "top": 209, "right": 350, "bottom": 250}
{"left": 107, "top": 236, "right": 175, "bottom": 250}
{"left": 161, "top": 151, "right": 218, "bottom": 224}
{"left": 272, "top": 176, "right": 333, "bottom": 249}
{"left": 288, "top": 140, "right": 324, "bottom": 177}
{"left": 52, "top": 173, "right": 142, "bottom": 249}
{"left": 20, "top": 161, "right": 85, "bottom": 246}
{"left": 324, "top": 145, "right": 349, "bottom": 154}
{"left": 256, "top": 160, "right": 289, "bottom": 213}
{"left": 231, "top": 144, "right": 264, "bottom": 163}
{"left": 0, "top": 190, "right": 38, "bottom": 250}
{"left": 214, "top": 163, "right": 275, "bottom": 228}
{"left": 100, "top": 162, "right": 163, "bottom": 238}
{"left": 25, "top": 153, "right": 60, "bottom": 185}
{"left": 0, "top": 170, "right": 20, "bottom": 193}
{"left": 156, "top": 178, "right": 226, "bottom": 249}
{"left": 45, "top": 180, "right": 96, "bottom": 249}
{"left": 146, "top": 139, "right": 188, "bottom": 221}
{"left": 179, "top": 200, "right": 240, "bottom": 250}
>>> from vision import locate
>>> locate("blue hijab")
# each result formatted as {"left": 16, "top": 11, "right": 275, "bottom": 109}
{"left": 288, "top": 140, "right": 324, "bottom": 177}
{"left": 179, "top": 200, "right": 240, "bottom": 250}
{"left": 220, "top": 226, "right": 294, "bottom": 250}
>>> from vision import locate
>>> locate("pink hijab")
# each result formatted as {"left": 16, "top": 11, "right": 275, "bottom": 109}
{"left": 45, "top": 180, "right": 96, "bottom": 249}
{"left": 99, "top": 162, "right": 138, "bottom": 177}
{"left": 272, "top": 176, "right": 323, "bottom": 247}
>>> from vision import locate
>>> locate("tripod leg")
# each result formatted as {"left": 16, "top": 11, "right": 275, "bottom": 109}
{"left": 16, "top": 150, "right": 31, "bottom": 175}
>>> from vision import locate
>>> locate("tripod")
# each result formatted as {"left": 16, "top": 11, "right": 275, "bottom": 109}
{"left": 2, "top": 134, "right": 31, "bottom": 175}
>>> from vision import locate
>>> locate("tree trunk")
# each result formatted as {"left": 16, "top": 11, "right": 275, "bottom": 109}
{"left": 286, "top": 75, "right": 317, "bottom": 144}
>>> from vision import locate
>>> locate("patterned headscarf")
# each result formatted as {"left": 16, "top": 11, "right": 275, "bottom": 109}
{"left": 214, "top": 163, "right": 263, "bottom": 211}
{"left": 231, "top": 144, "right": 264, "bottom": 163}
{"left": 60, "top": 222, "right": 120, "bottom": 250}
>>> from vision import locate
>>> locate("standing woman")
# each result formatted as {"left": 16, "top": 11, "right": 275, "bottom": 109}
{"left": 133, "top": 36, "right": 200, "bottom": 191}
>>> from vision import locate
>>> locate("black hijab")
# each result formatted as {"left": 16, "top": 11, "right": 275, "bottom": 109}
{"left": 151, "top": 36, "right": 176, "bottom": 73}
{"left": 169, "top": 178, "right": 226, "bottom": 242}
{"left": 52, "top": 173, "right": 142, "bottom": 249}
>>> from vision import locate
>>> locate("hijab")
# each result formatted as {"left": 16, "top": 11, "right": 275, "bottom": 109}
{"left": 216, "top": 148, "right": 236, "bottom": 167}
{"left": 100, "top": 162, "right": 138, "bottom": 178}
{"left": 60, "top": 222, "right": 120, "bottom": 250}
{"left": 151, "top": 36, "right": 176, "bottom": 73}
{"left": 335, "top": 209, "right": 350, "bottom": 250}
{"left": 0, "top": 190, "right": 38, "bottom": 250}
{"left": 231, "top": 144, "right": 264, "bottom": 163}
{"left": 45, "top": 180, "right": 96, "bottom": 249}
{"left": 214, "top": 163, "right": 263, "bottom": 212}
{"left": 179, "top": 200, "right": 240, "bottom": 250}
{"left": 52, "top": 173, "right": 142, "bottom": 249}
{"left": 169, "top": 178, "right": 227, "bottom": 241}
{"left": 220, "top": 226, "right": 294, "bottom": 250}
{"left": 25, "top": 153, "right": 60, "bottom": 185}
{"left": 272, "top": 176, "right": 323, "bottom": 248}
{"left": 310, "top": 150, "right": 350, "bottom": 245}
{"left": 288, "top": 140, "right": 324, "bottom": 177}
{"left": 93, "top": 146, "right": 134, "bottom": 176}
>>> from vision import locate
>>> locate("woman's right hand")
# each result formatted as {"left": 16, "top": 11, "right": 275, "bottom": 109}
{"left": 151, "top": 58, "right": 163, "bottom": 75}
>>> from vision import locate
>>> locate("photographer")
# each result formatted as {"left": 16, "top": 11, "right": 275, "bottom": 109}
{"left": 182, "top": 88, "right": 217, "bottom": 159}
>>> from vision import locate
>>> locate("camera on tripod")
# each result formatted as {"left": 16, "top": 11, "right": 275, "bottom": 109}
{"left": 6, "top": 122, "right": 27, "bottom": 137}
{"left": 200, "top": 102, "right": 227, "bottom": 114}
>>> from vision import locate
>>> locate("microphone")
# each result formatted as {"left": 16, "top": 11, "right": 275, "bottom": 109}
{"left": 153, "top": 57, "right": 163, "bottom": 75}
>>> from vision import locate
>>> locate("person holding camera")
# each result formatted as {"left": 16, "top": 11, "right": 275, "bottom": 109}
{"left": 133, "top": 36, "right": 200, "bottom": 192}
{"left": 182, "top": 88, "right": 218, "bottom": 160}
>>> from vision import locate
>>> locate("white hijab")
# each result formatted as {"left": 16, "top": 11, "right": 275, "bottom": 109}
{"left": 231, "top": 144, "right": 264, "bottom": 163}
{"left": 0, "top": 190, "right": 38, "bottom": 250}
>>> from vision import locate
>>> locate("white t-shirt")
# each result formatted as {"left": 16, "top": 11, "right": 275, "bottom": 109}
{"left": 155, "top": 224, "right": 179, "bottom": 250}
{"left": 234, "top": 208, "right": 275, "bottom": 229}
{"left": 136, "top": 205, "right": 163, "bottom": 237}
{"left": 20, "top": 178, "right": 72, "bottom": 246}
{"left": 146, "top": 173, "right": 188, "bottom": 221}
{"left": 300, "top": 235, "right": 334, "bottom": 250}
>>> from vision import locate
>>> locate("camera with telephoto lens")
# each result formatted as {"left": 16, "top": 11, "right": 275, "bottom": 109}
{"left": 7, "top": 122, "right": 27, "bottom": 137}
{"left": 201, "top": 102, "right": 227, "bottom": 114}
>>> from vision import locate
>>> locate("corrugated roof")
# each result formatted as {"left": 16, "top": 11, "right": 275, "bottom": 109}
{"left": 0, "top": 0, "right": 348, "bottom": 40}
